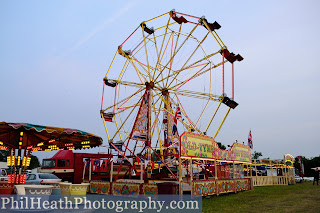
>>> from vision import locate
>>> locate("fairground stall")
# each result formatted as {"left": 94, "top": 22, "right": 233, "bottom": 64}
{"left": 96, "top": 10, "right": 247, "bottom": 196}
{"left": 0, "top": 122, "right": 102, "bottom": 194}
{"left": 251, "top": 154, "right": 295, "bottom": 186}
{"left": 180, "top": 132, "right": 252, "bottom": 196}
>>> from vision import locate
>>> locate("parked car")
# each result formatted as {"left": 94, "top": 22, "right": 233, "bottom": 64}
{"left": 295, "top": 175, "right": 303, "bottom": 183}
{"left": 0, "top": 168, "right": 8, "bottom": 181}
{"left": 303, "top": 177, "right": 314, "bottom": 181}
{"left": 25, "top": 173, "right": 61, "bottom": 185}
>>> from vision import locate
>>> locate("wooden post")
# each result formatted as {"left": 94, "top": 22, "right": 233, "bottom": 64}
{"left": 255, "top": 160, "right": 258, "bottom": 186}
{"left": 216, "top": 160, "right": 219, "bottom": 196}
{"left": 269, "top": 159, "right": 273, "bottom": 185}
{"left": 189, "top": 158, "right": 193, "bottom": 195}
{"left": 233, "top": 161, "right": 236, "bottom": 193}
{"left": 179, "top": 157, "right": 182, "bottom": 195}
{"left": 214, "top": 159, "right": 217, "bottom": 180}
{"left": 140, "top": 161, "right": 143, "bottom": 183}
{"left": 89, "top": 160, "right": 92, "bottom": 181}
{"left": 82, "top": 160, "right": 86, "bottom": 182}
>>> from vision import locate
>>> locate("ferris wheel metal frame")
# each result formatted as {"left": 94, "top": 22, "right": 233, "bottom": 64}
{"left": 100, "top": 10, "right": 243, "bottom": 181}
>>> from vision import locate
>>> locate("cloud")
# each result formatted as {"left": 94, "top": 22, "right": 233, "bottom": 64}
{"left": 60, "top": 0, "right": 139, "bottom": 58}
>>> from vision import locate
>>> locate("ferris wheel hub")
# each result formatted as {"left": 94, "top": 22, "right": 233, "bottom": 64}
{"left": 145, "top": 81, "right": 155, "bottom": 89}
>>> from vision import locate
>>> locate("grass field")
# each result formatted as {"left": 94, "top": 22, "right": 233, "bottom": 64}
{"left": 202, "top": 181, "right": 320, "bottom": 213}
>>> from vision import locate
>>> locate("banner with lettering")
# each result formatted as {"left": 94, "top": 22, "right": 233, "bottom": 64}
{"left": 180, "top": 132, "right": 251, "bottom": 162}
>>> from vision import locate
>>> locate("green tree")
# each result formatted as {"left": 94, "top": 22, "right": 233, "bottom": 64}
{"left": 28, "top": 155, "right": 40, "bottom": 170}
{"left": 0, "top": 150, "right": 7, "bottom": 161}
{"left": 252, "top": 151, "right": 263, "bottom": 159}
{"left": 294, "top": 155, "right": 320, "bottom": 177}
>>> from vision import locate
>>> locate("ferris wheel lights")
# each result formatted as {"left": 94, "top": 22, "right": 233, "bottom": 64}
{"left": 141, "top": 22, "right": 154, "bottom": 34}
{"left": 222, "top": 96, "right": 238, "bottom": 109}
{"left": 103, "top": 78, "right": 117, "bottom": 87}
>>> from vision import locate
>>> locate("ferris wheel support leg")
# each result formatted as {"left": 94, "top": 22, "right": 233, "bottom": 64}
{"left": 140, "top": 161, "right": 143, "bottom": 183}
{"left": 190, "top": 158, "right": 193, "bottom": 196}
{"left": 179, "top": 157, "right": 183, "bottom": 195}
{"left": 213, "top": 108, "right": 231, "bottom": 139}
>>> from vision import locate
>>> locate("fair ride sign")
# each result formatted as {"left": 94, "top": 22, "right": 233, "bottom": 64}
{"left": 180, "top": 132, "right": 217, "bottom": 158}
{"left": 180, "top": 132, "right": 251, "bottom": 162}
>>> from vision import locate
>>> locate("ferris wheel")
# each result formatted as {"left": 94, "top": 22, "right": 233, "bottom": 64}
{"left": 100, "top": 10, "right": 243, "bottom": 164}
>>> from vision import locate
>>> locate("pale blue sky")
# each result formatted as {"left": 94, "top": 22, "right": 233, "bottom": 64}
{"left": 1, "top": 0, "right": 319, "bottom": 161}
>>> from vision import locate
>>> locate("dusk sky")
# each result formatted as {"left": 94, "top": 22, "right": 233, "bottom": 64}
{"left": 1, "top": 0, "right": 319, "bottom": 161}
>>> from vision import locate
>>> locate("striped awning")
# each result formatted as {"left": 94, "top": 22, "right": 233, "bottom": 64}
{"left": 0, "top": 122, "right": 102, "bottom": 151}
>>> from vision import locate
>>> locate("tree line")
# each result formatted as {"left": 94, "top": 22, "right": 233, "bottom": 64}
{"left": 294, "top": 155, "right": 320, "bottom": 177}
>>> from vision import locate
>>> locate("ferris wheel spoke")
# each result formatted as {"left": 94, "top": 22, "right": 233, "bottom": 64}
{"left": 173, "top": 49, "right": 221, "bottom": 78}
{"left": 111, "top": 94, "right": 145, "bottom": 142}
{"left": 102, "top": 88, "right": 144, "bottom": 112}
{"left": 107, "top": 79, "right": 146, "bottom": 89}
{"left": 153, "top": 22, "right": 201, "bottom": 83}
{"left": 150, "top": 91, "right": 163, "bottom": 141}
{"left": 201, "top": 18, "right": 226, "bottom": 49}
{"left": 141, "top": 25, "right": 152, "bottom": 80}
{"left": 154, "top": 16, "right": 172, "bottom": 80}
{"left": 166, "top": 32, "right": 210, "bottom": 88}
{"left": 168, "top": 95, "right": 201, "bottom": 134}
{"left": 129, "top": 59, "right": 148, "bottom": 83}
{"left": 182, "top": 59, "right": 228, "bottom": 84}
{"left": 167, "top": 62, "right": 210, "bottom": 91}
{"left": 131, "top": 57, "right": 154, "bottom": 80}
{"left": 171, "top": 88, "right": 221, "bottom": 101}
{"left": 117, "top": 58, "right": 130, "bottom": 82}
{"left": 163, "top": 59, "right": 228, "bottom": 92}
{"left": 155, "top": 33, "right": 174, "bottom": 87}
{"left": 164, "top": 25, "right": 182, "bottom": 88}
{"left": 195, "top": 99, "right": 211, "bottom": 127}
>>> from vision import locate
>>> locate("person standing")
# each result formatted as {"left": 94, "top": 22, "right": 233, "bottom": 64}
{"left": 313, "top": 168, "right": 319, "bottom": 185}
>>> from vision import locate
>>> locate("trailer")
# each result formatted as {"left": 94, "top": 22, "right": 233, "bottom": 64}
{"left": 40, "top": 150, "right": 113, "bottom": 184}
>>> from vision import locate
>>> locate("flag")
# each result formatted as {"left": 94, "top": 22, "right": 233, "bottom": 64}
{"left": 174, "top": 104, "right": 182, "bottom": 121}
{"left": 102, "top": 112, "right": 114, "bottom": 122}
{"left": 171, "top": 104, "right": 182, "bottom": 141}
{"left": 248, "top": 130, "right": 253, "bottom": 149}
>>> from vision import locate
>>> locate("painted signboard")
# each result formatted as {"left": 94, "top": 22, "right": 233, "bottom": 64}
{"left": 180, "top": 132, "right": 251, "bottom": 162}
{"left": 231, "top": 143, "right": 251, "bottom": 162}
{"left": 180, "top": 132, "right": 217, "bottom": 158}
